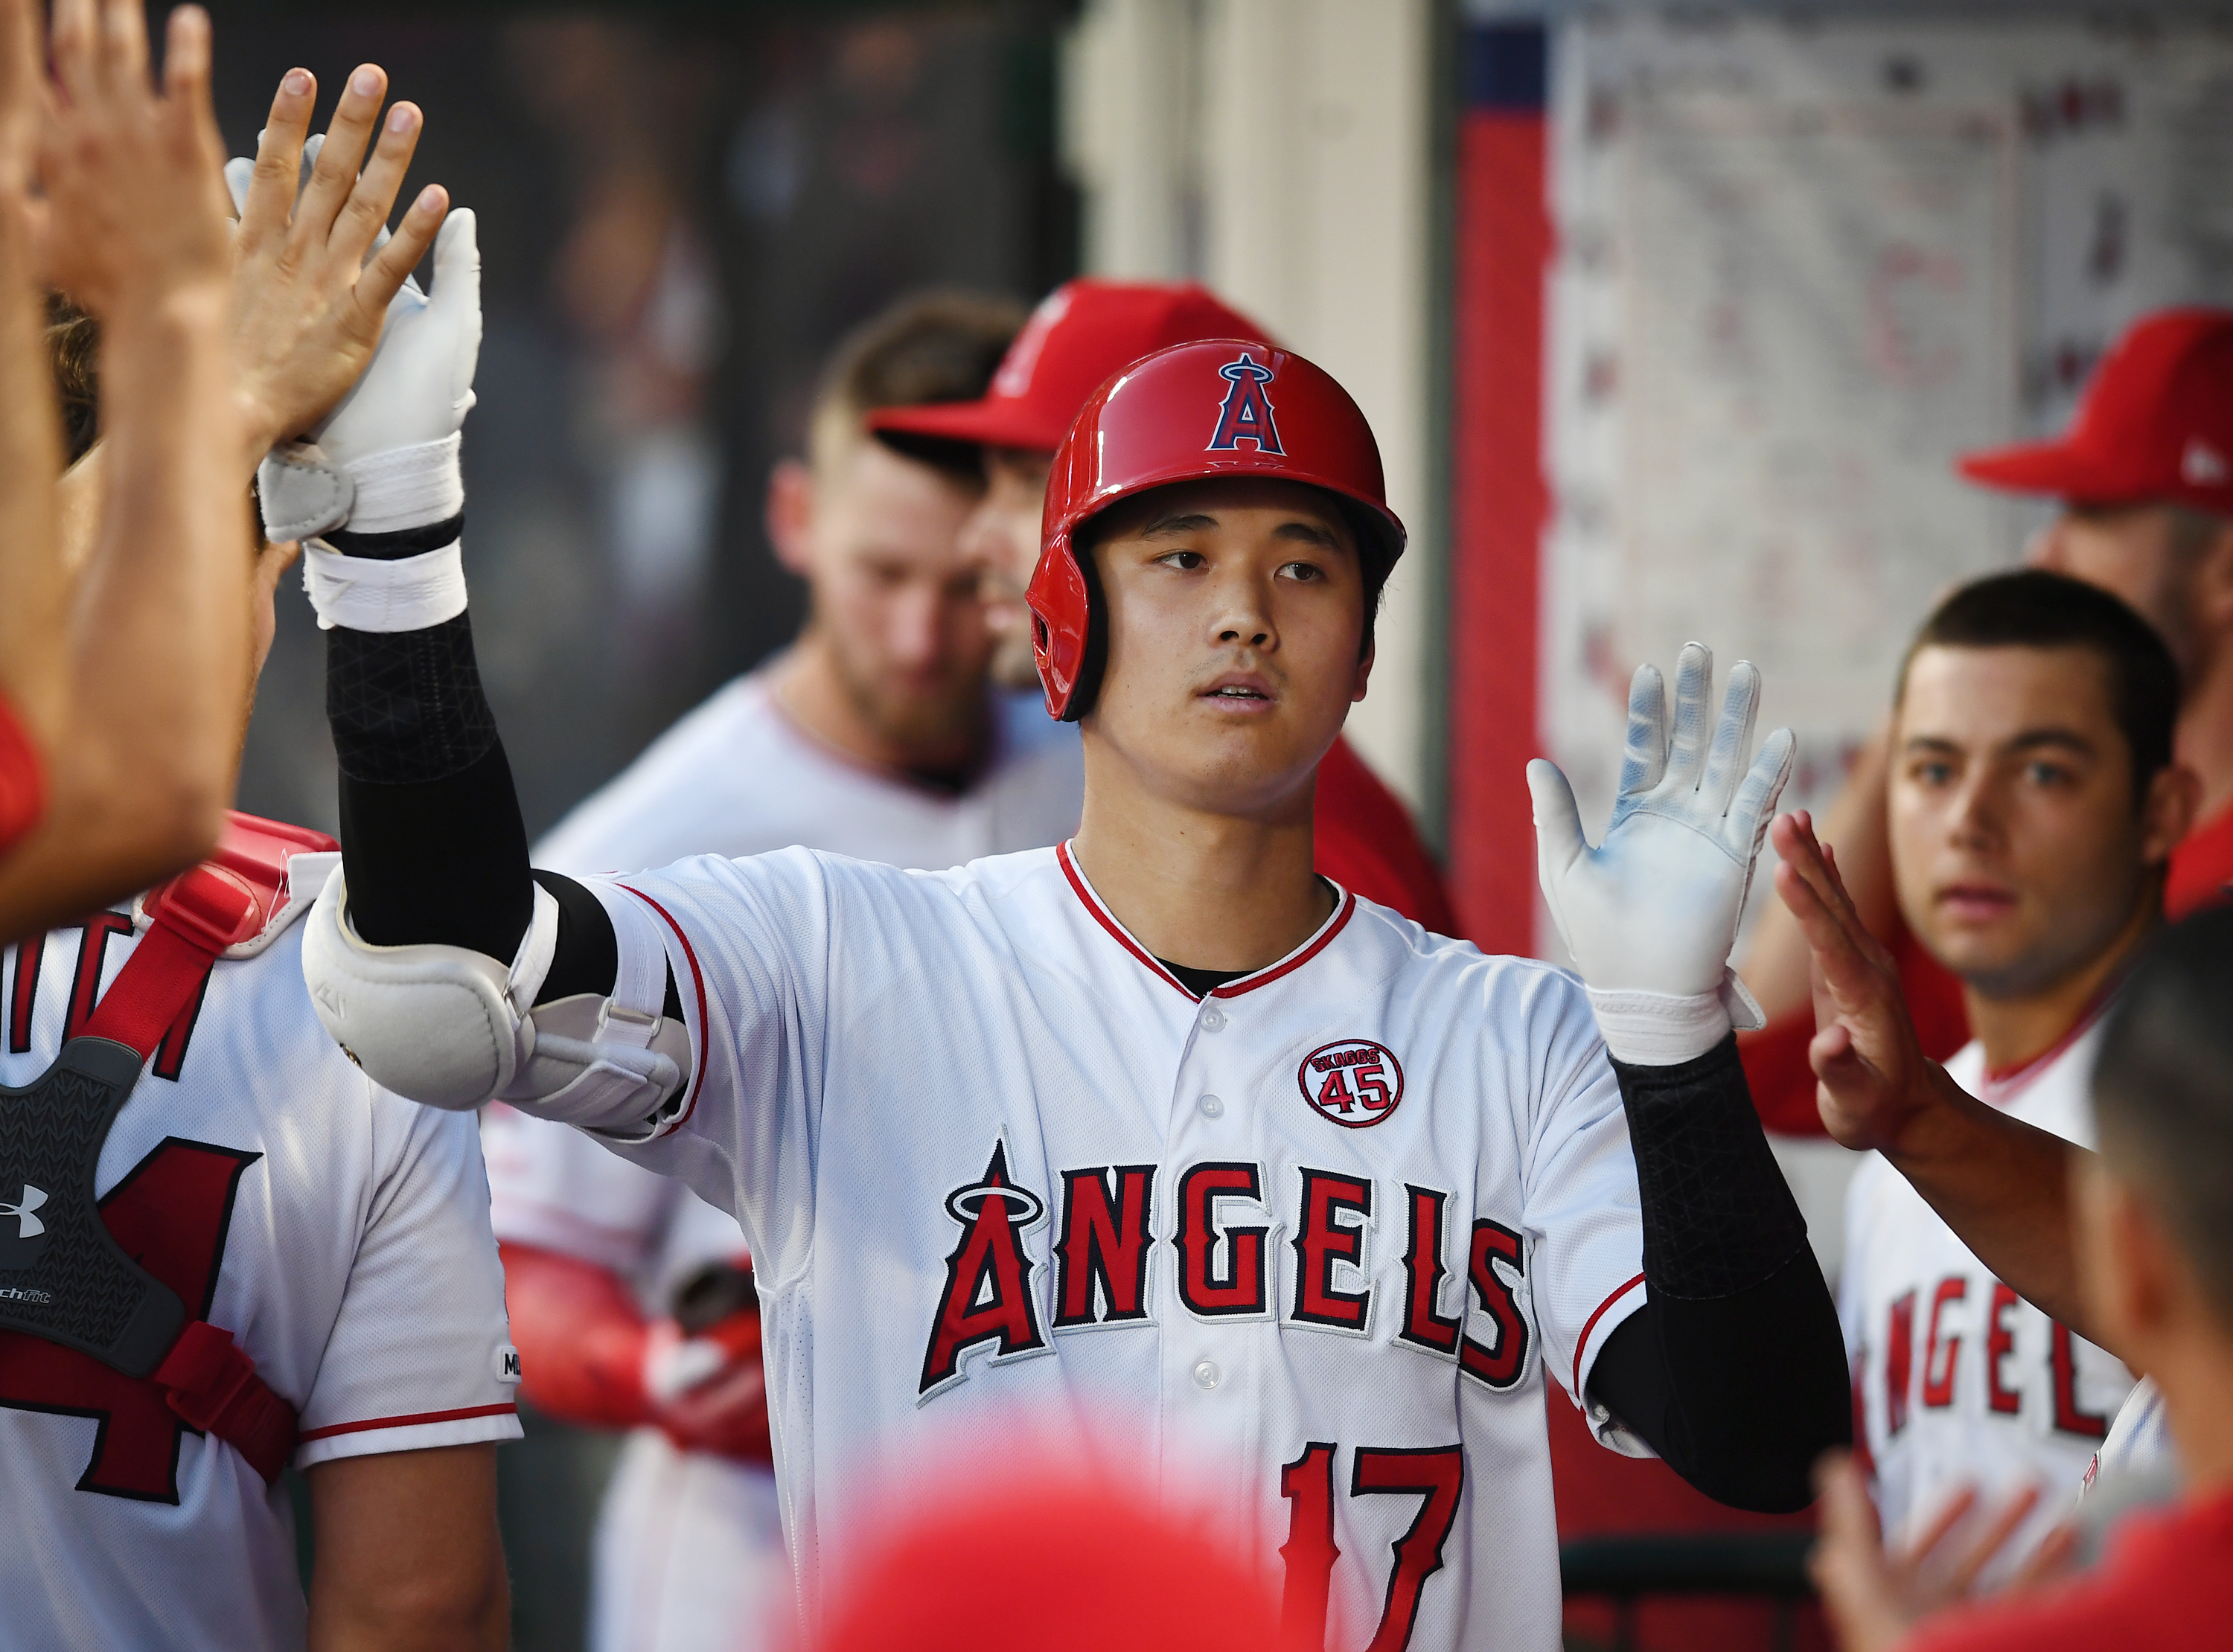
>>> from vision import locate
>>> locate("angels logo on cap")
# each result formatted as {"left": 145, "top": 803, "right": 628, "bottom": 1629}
{"left": 1207, "top": 351, "right": 1283, "bottom": 455}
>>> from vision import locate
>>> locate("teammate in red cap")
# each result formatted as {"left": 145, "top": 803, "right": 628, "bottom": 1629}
{"left": 1740, "top": 308, "right": 2233, "bottom": 1133}
{"left": 304, "top": 332, "right": 1850, "bottom": 1648}
{"left": 872, "top": 278, "right": 1460, "bottom": 935}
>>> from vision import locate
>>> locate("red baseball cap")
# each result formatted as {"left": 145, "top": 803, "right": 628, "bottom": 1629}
{"left": 811, "top": 1470, "right": 1277, "bottom": 1652}
{"left": 868, "top": 278, "right": 1273, "bottom": 461}
{"left": 1958, "top": 308, "right": 2233, "bottom": 514}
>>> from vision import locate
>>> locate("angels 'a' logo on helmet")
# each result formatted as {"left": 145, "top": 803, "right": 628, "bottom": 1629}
{"left": 1207, "top": 351, "right": 1284, "bottom": 454}
{"left": 1297, "top": 1040, "right": 1404, "bottom": 1127}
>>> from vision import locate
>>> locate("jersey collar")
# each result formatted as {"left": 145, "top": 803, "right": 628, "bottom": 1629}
{"left": 1054, "top": 839, "right": 1355, "bottom": 1001}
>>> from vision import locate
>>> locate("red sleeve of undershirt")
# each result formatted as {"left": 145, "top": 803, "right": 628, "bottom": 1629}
{"left": 498, "top": 1240, "right": 651, "bottom": 1431}
{"left": 1312, "top": 736, "right": 1461, "bottom": 936}
{"left": 1739, "top": 918, "right": 1971, "bottom": 1136}
{"left": 2167, "top": 802, "right": 2233, "bottom": 919}
{"left": 0, "top": 691, "right": 45, "bottom": 859}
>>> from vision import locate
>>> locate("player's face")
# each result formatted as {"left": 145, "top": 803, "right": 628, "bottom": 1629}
{"left": 2028, "top": 504, "right": 2201, "bottom": 676}
{"left": 1888, "top": 644, "right": 2176, "bottom": 999}
{"left": 807, "top": 440, "right": 994, "bottom": 755}
{"left": 1084, "top": 477, "right": 1370, "bottom": 816}
{"left": 960, "top": 446, "right": 1053, "bottom": 692}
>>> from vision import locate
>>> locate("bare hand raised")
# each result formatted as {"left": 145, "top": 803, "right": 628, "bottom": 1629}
{"left": 1770, "top": 810, "right": 1959, "bottom": 1152}
{"left": 225, "top": 63, "right": 449, "bottom": 459}
{"left": 39, "top": 1, "right": 232, "bottom": 321}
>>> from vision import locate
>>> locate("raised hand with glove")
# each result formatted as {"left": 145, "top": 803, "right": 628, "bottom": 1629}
{"left": 1531, "top": 644, "right": 1850, "bottom": 1515}
{"left": 1527, "top": 641, "right": 1795, "bottom": 1065}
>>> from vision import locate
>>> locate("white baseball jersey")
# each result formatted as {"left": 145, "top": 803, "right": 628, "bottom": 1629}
{"left": 552, "top": 842, "right": 1650, "bottom": 1652}
{"left": 0, "top": 857, "right": 521, "bottom": 1652}
{"left": 1841, "top": 1015, "right": 2135, "bottom": 1576}
{"left": 499, "top": 667, "right": 1083, "bottom": 1652}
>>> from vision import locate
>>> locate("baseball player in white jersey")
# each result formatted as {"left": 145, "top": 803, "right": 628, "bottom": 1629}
{"left": 492, "top": 293, "right": 1082, "bottom": 1652}
{"left": 292, "top": 241, "right": 1854, "bottom": 1647}
{"left": 1830, "top": 571, "right": 2199, "bottom": 1574}
{"left": 0, "top": 49, "right": 525, "bottom": 1650}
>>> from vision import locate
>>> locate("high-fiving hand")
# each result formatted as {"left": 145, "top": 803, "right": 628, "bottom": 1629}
{"left": 1527, "top": 643, "right": 1794, "bottom": 1062}
{"left": 39, "top": 0, "right": 232, "bottom": 322}
{"left": 225, "top": 62, "right": 450, "bottom": 462}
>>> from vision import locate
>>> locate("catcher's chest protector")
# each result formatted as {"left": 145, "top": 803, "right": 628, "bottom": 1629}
{"left": 0, "top": 1036, "right": 188, "bottom": 1375}
{"left": 0, "top": 815, "right": 330, "bottom": 1479}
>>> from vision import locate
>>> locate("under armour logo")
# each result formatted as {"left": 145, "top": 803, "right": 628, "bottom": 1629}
{"left": 0, "top": 1185, "right": 45, "bottom": 1240}
{"left": 1207, "top": 352, "right": 1284, "bottom": 455}
{"left": 2184, "top": 439, "right": 2228, "bottom": 486}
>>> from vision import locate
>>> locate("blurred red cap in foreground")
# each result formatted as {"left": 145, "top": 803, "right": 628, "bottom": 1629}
{"left": 811, "top": 1470, "right": 1278, "bottom": 1652}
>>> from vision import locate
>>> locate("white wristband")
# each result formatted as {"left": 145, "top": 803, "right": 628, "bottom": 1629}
{"left": 344, "top": 433, "right": 464, "bottom": 534}
{"left": 301, "top": 540, "right": 467, "bottom": 633}
{"left": 1586, "top": 968, "right": 1762, "bottom": 1066}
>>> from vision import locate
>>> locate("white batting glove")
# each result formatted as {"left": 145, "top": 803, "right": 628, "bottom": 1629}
{"left": 1527, "top": 643, "right": 1795, "bottom": 1066}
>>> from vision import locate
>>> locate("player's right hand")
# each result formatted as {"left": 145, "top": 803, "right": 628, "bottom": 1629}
{"left": 39, "top": 0, "right": 232, "bottom": 323}
{"left": 223, "top": 63, "right": 448, "bottom": 462}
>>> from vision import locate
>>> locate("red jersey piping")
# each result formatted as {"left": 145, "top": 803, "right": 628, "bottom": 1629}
{"left": 1976, "top": 979, "right": 2121, "bottom": 1107}
{"left": 1574, "top": 1272, "right": 1648, "bottom": 1398}
{"left": 298, "top": 1401, "right": 517, "bottom": 1443}
{"left": 1054, "top": 841, "right": 1357, "bottom": 1001}
{"left": 620, "top": 886, "right": 711, "bottom": 1129}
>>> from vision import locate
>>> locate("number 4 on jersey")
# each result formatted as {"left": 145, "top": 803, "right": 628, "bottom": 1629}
{"left": 1280, "top": 1441, "right": 1464, "bottom": 1651}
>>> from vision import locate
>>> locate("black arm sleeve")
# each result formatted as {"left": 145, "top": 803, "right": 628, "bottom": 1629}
{"left": 324, "top": 515, "right": 645, "bottom": 1010}
{"left": 1582, "top": 1036, "right": 1851, "bottom": 1514}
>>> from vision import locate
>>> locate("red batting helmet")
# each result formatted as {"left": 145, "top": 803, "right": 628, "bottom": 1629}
{"left": 1026, "top": 340, "right": 1406, "bottom": 720}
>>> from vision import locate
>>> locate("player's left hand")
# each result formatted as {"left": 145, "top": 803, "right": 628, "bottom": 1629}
{"left": 1528, "top": 644, "right": 1794, "bottom": 1037}
{"left": 1809, "top": 1453, "right": 2075, "bottom": 1652}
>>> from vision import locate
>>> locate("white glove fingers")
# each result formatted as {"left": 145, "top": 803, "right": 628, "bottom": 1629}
{"left": 1702, "top": 659, "right": 1763, "bottom": 819}
{"left": 1526, "top": 758, "right": 1589, "bottom": 964}
{"left": 1664, "top": 641, "right": 1714, "bottom": 792}
{"left": 1618, "top": 663, "right": 1668, "bottom": 798}
{"left": 1731, "top": 726, "right": 1797, "bottom": 855}
{"left": 431, "top": 209, "right": 485, "bottom": 407}
{"left": 223, "top": 155, "right": 251, "bottom": 217}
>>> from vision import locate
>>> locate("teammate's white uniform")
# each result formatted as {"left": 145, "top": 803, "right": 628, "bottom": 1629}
{"left": 493, "top": 667, "right": 1084, "bottom": 1652}
{"left": 543, "top": 841, "right": 1650, "bottom": 1652}
{"left": 1841, "top": 1014, "right": 2135, "bottom": 1577}
{"left": 0, "top": 854, "right": 520, "bottom": 1651}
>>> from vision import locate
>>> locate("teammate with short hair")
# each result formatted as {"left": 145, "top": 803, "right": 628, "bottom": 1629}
{"left": 0, "top": 50, "right": 521, "bottom": 1652}
{"left": 490, "top": 289, "right": 1085, "bottom": 1652}
{"left": 1742, "top": 308, "right": 2233, "bottom": 1130}
{"left": 1839, "top": 569, "right": 2194, "bottom": 1578}
{"left": 870, "top": 278, "right": 1460, "bottom": 934}
{"left": 298, "top": 295, "right": 1852, "bottom": 1645}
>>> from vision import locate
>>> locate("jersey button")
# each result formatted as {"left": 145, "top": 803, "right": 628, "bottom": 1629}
{"left": 1198, "top": 1005, "right": 1227, "bottom": 1032}
{"left": 1198, "top": 1093, "right": 1224, "bottom": 1118}
{"left": 1193, "top": 1359, "right": 1221, "bottom": 1391}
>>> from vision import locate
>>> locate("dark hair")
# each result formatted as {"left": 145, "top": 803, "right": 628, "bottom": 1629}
{"left": 46, "top": 293, "right": 100, "bottom": 466}
{"left": 812, "top": 290, "right": 1025, "bottom": 475}
{"left": 2092, "top": 906, "right": 2233, "bottom": 1321}
{"left": 1897, "top": 569, "right": 2181, "bottom": 803}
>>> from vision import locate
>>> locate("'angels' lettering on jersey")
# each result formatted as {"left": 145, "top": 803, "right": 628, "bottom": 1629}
{"left": 587, "top": 845, "right": 1654, "bottom": 1652}
{"left": 920, "top": 1146, "right": 1536, "bottom": 1400}
{"left": 1842, "top": 1025, "right": 2135, "bottom": 1580}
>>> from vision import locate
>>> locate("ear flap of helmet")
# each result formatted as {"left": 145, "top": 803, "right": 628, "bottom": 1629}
{"left": 1026, "top": 529, "right": 1091, "bottom": 720}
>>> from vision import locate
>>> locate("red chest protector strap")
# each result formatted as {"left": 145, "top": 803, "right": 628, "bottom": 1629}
{"left": 74, "top": 816, "right": 332, "bottom": 1482}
